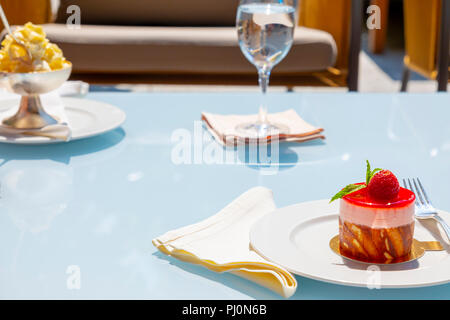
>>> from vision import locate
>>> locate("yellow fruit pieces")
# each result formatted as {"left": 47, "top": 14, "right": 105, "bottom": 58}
{"left": 0, "top": 22, "right": 71, "bottom": 73}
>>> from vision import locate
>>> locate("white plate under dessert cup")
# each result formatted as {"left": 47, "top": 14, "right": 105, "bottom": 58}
{"left": 0, "top": 97, "right": 126, "bottom": 144}
{"left": 250, "top": 199, "right": 450, "bottom": 288}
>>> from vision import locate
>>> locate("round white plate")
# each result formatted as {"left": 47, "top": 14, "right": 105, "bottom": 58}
{"left": 0, "top": 97, "right": 126, "bottom": 144}
{"left": 250, "top": 200, "right": 450, "bottom": 288}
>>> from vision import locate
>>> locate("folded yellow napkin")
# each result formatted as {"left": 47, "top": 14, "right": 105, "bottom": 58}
{"left": 0, "top": 92, "right": 72, "bottom": 141}
{"left": 152, "top": 187, "right": 297, "bottom": 298}
{"left": 202, "top": 109, "right": 324, "bottom": 146}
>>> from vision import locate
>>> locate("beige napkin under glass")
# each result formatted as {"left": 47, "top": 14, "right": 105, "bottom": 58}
{"left": 202, "top": 109, "right": 324, "bottom": 146}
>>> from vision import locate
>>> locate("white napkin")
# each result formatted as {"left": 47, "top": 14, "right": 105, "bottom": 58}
{"left": 202, "top": 109, "right": 325, "bottom": 146}
{"left": 153, "top": 187, "right": 297, "bottom": 298}
{"left": 58, "top": 81, "right": 89, "bottom": 97}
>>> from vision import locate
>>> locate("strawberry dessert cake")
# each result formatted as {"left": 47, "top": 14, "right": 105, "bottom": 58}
{"left": 331, "top": 161, "right": 416, "bottom": 263}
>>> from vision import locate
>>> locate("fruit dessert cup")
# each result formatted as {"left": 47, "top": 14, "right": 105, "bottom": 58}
{"left": 331, "top": 161, "right": 416, "bottom": 264}
{"left": 0, "top": 22, "right": 72, "bottom": 129}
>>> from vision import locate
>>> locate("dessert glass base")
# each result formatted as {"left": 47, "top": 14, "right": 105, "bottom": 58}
{"left": 2, "top": 95, "right": 59, "bottom": 129}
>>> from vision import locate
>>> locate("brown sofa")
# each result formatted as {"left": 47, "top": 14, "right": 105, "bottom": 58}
{"left": 41, "top": 0, "right": 338, "bottom": 85}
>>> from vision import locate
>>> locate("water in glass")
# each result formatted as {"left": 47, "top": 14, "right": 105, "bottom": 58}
{"left": 237, "top": 3, "right": 295, "bottom": 72}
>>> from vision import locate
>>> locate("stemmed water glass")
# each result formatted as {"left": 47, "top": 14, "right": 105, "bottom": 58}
{"left": 236, "top": 0, "right": 297, "bottom": 138}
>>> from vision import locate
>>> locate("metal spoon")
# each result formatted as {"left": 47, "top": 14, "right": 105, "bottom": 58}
{"left": 0, "top": 4, "right": 33, "bottom": 64}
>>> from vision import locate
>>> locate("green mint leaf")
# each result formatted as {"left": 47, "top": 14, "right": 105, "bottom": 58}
{"left": 366, "top": 160, "right": 382, "bottom": 184}
{"left": 365, "top": 160, "right": 371, "bottom": 185}
{"left": 330, "top": 184, "right": 366, "bottom": 203}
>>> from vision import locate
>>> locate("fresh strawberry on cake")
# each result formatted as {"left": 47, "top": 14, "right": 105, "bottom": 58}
{"left": 330, "top": 161, "right": 416, "bottom": 263}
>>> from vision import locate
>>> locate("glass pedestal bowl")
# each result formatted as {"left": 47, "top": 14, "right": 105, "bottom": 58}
{"left": 0, "top": 65, "right": 72, "bottom": 129}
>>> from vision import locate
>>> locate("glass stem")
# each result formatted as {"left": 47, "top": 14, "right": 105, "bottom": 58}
{"left": 258, "top": 68, "right": 271, "bottom": 125}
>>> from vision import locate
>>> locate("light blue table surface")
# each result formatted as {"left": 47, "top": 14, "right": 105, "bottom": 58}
{"left": 0, "top": 92, "right": 449, "bottom": 299}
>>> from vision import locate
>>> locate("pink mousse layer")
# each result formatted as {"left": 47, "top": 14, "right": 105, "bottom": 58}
{"left": 340, "top": 198, "right": 415, "bottom": 228}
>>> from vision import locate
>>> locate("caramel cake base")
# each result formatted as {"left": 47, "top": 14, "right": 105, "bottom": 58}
{"left": 338, "top": 218, "right": 415, "bottom": 264}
